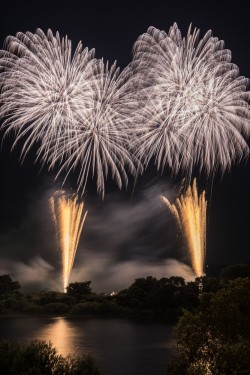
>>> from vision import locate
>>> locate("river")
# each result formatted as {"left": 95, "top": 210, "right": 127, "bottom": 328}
{"left": 0, "top": 317, "right": 175, "bottom": 375}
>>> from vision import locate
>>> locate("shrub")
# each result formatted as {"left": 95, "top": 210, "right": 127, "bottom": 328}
{"left": 42, "top": 302, "right": 70, "bottom": 314}
{"left": 168, "top": 278, "right": 250, "bottom": 374}
{"left": 70, "top": 302, "right": 102, "bottom": 315}
{"left": 0, "top": 339, "right": 100, "bottom": 375}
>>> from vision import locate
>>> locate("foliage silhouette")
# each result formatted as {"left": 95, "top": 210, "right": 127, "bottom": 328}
{"left": 0, "top": 339, "right": 100, "bottom": 375}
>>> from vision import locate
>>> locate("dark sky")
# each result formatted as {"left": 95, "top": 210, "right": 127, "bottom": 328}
{"left": 0, "top": 0, "right": 249, "bottom": 291}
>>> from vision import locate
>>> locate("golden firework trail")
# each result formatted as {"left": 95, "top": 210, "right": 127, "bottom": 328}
{"left": 161, "top": 179, "right": 207, "bottom": 277}
{"left": 50, "top": 192, "right": 88, "bottom": 292}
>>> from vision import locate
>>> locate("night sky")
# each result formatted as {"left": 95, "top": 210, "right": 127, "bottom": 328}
{"left": 0, "top": 0, "right": 249, "bottom": 292}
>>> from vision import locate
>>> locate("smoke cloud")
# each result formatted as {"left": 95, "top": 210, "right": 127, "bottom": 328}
{"left": 0, "top": 256, "right": 58, "bottom": 290}
{"left": 72, "top": 254, "right": 195, "bottom": 292}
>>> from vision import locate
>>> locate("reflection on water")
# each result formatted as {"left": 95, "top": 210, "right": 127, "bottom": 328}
{"left": 0, "top": 317, "right": 174, "bottom": 375}
{"left": 35, "top": 318, "right": 79, "bottom": 357}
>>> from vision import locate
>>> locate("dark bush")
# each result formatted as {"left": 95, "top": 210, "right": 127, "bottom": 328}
{"left": 42, "top": 302, "right": 70, "bottom": 314}
{"left": 70, "top": 302, "right": 102, "bottom": 315}
{"left": 168, "top": 278, "right": 250, "bottom": 374}
{"left": 0, "top": 275, "right": 20, "bottom": 298}
{"left": 67, "top": 282, "right": 92, "bottom": 302}
{"left": 0, "top": 339, "right": 100, "bottom": 375}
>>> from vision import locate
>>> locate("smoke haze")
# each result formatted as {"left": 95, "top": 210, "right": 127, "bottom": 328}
{"left": 0, "top": 178, "right": 194, "bottom": 292}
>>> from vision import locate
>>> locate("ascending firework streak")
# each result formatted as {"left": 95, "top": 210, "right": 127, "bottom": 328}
{"left": 50, "top": 192, "right": 87, "bottom": 291}
{"left": 161, "top": 180, "right": 207, "bottom": 277}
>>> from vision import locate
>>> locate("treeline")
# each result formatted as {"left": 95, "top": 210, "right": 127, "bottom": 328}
{"left": 1, "top": 263, "right": 250, "bottom": 321}
{"left": 0, "top": 274, "right": 200, "bottom": 319}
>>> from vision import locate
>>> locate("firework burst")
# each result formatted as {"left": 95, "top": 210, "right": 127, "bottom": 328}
{"left": 132, "top": 23, "right": 250, "bottom": 177}
{"left": 0, "top": 29, "right": 138, "bottom": 197}
{"left": 0, "top": 29, "right": 96, "bottom": 161}
{"left": 47, "top": 59, "right": 138, "bottom": 197}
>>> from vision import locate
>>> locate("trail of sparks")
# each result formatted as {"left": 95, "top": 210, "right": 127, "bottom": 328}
{"left": 161, "top": 179, "right": 207, "bottom": 277}
{"left": 50, "top": 192, "right": 87, "bottom": 291}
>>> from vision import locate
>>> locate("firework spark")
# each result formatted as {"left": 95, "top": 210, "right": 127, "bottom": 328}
{"left": 0, "top": 29, "right": 138, "bottom": 197}
{"left": 50, "top": 192, "right": 87, "bottom": 291}
{"left": 161, "top": 179, "right": 207, "bottom": 277}
{"left": 132, "top": 23, "right": 250, "bottom": 177}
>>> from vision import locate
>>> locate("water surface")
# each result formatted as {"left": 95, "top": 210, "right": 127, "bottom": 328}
{"left": 0, "top": 317, "right": 174, "bottom": 375}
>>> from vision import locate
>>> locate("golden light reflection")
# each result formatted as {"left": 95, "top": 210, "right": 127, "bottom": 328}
{"left": 36, "top": 318, "right": 76, "bottom": 356}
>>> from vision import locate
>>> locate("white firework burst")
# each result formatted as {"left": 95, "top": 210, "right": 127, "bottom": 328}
{"left": 0, "top": 29, "right": 96, "bottom": 160}
{"left": 47, "top": 59, "right": 139, "bottom": 197}
{"left": 132, "top": 23, "right": 250, "bottom": 177}
{"left": 0, "top": 29, "right": 138, "bottom": 197}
